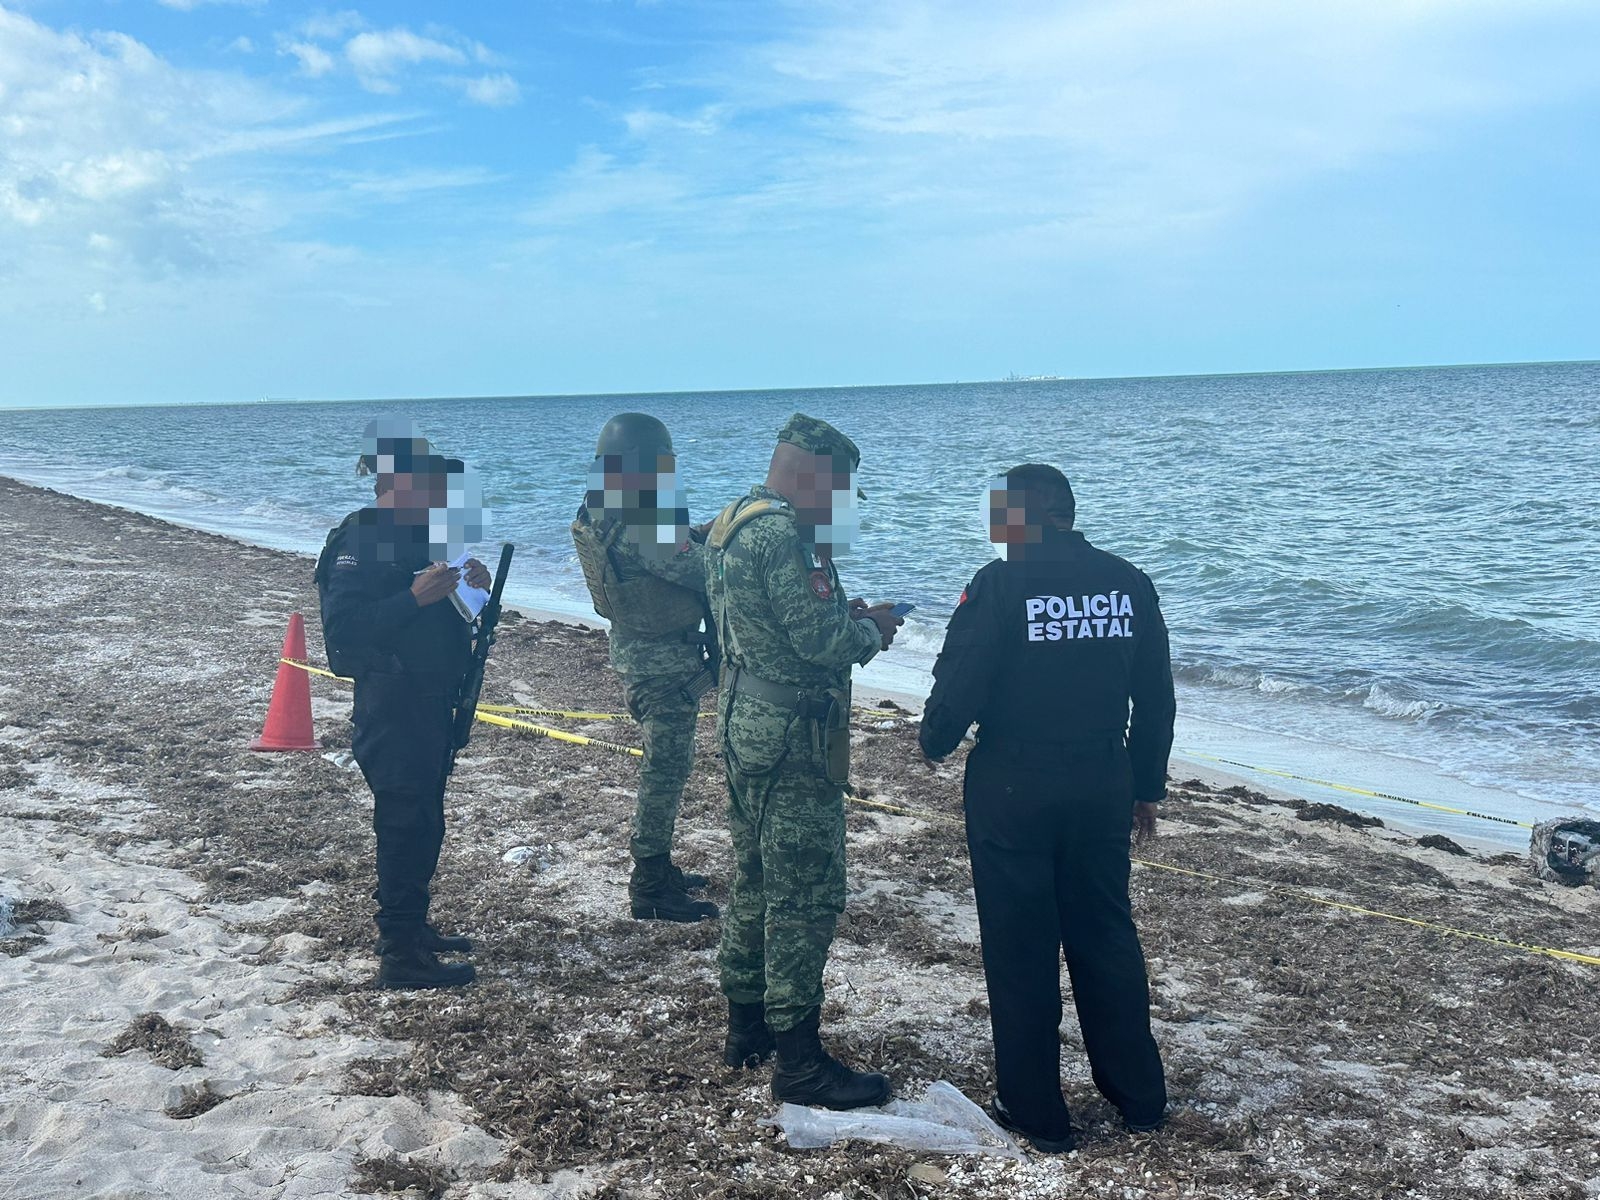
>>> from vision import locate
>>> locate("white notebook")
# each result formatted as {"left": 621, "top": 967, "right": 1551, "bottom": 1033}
{"left": 447, "top": 552, "right": 490, "bottom": 622}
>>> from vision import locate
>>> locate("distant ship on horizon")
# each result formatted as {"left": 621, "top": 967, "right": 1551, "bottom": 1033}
{"left": 1002, "top": 372, "right": 1064, "bottom": 382}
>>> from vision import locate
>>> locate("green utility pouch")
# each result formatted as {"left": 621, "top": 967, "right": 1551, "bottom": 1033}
{"left": 815, "top": 686, "right": 852, "bottom": 787}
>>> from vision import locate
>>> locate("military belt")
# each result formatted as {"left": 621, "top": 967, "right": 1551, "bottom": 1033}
{"left": 616, "top": 626, "right": 704, "bottom": 646}
{"left": 725, "top": 665, "right": 832, "bottom": 720}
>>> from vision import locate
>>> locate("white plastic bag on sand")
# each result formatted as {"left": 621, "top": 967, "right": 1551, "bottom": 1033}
{"left": 502, "top": 846, "right": 538, "bottom": 866}
{"left": 767, "top": 1081, "right": 1025, "bottom": 1159}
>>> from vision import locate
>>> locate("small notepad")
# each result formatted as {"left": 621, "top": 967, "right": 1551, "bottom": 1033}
{"left": 447, "top": 552, "right": 490, "bottom": 622}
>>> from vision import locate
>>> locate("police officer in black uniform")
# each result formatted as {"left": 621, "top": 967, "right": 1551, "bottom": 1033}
{"left": 920, "top": 464, "right": 1175, "bottom": 1152}
{"left": 315, "top": 430, "right": 492, "bottom": 990}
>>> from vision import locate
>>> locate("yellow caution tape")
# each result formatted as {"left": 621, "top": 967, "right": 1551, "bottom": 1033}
{"left": 1135, "top": 857, "right": 1600, "bottom": 968}
{"left": 478, "top": 704, "right": 632, "bottom": 721}
{"left": 473, "top": 710, "right": 643, "bottom": 758}
{"left": 845, "top": 791, "right": 961, "bottom": 824}
{"left": 836, "top": 791, "right": 1598, "bottom": 970}
{"left": 1181, "top": 751, "right": 1535, "bottom": 829}
{"left": 280, "top": 657, "right": 351, "bottom": 682}
{"left": 478, "top": 704, "right": 720, "bottom": 721}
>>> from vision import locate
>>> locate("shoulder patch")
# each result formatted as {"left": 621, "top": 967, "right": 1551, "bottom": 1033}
{"left": 957, "top": 589, "right": 968, "bottom": 605}
{"left": 808, "top": 569, "right": 833, "bottom": 601}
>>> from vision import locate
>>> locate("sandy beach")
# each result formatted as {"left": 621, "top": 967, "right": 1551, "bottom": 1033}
{"left": 1, "top": 474, "right": 1596, "bottom": 1200}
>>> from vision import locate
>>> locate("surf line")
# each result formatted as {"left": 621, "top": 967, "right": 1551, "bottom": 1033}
{"left": 834, "top": 793, "right": 1599, "bottom": 970}
{"left": 1181, "top": 750, "right": 1535, "bottom": 830}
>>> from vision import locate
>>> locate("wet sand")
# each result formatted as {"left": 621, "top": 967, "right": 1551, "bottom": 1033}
{"left": 0, "top": 475, "right": 1595, "bottom": 1200}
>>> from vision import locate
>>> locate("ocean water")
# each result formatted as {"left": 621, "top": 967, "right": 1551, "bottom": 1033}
{"left": 3, "top": 363, "right": 1596, "bottom": 831}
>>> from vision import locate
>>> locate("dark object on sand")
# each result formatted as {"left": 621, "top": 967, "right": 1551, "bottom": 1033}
{"left": 102, "top": 1012, "right": 204, "bottom": 1069}
{"left": 1531, "top": 818, "right": 1600, "bottom": 887}
{"left": 350, "top": 1154, "right": 450, "bottom": 1199}
{"left": 1416, "top": 834, "right": 1471, "bottom": 857}
{"left": 165, "top": 1081, "right": 226, "bottom": 1120}
{"left": 1296, "top": 803, "right": 1383, "bottom": 829}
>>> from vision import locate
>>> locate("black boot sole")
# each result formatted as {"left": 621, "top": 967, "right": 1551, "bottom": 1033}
{"left": 630, "top": 903, "right": 720, "bottom": 922}
{"left": 378, "top": 965, "right": 478, "bottom": 990}
{"left": 374, "top": 938, "right": 474, "bottom": 955}
{"left": 772, "top": 1072, "right": 892, "bottom": 1110}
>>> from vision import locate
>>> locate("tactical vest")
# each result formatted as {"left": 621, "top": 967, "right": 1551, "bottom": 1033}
{"left": 570, "top": 509, "right": 706, "bottom": 638}
{"left": 705, "top": 497, "right": 790, "bottom": 671}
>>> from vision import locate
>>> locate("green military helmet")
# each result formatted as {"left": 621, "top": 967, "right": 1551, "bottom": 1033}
{"left": 595, "top": 412, "right": 675, "bottom": 459}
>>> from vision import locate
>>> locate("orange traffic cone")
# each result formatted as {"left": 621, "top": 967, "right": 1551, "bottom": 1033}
{"left": 250, "top": 612, "right": 319, "bottom": 752}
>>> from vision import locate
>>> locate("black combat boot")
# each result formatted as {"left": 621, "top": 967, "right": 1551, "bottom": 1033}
{"left": 723, "top": 1000, "right": 776, "bottom": 1069}
{"left": 629, "top": 855, "right": 719, "bottom": 923}
{"left": 374, "top": 921, "right": 474, "bottom": 956}
{"left": 378, "top": 939, "right": 477, "bottom": 990}
{"left": 667, "top": 859, "right": 711, "bottom": 891}
{"left": 770, "top": 1010, "right": 891, "bottom": 1110}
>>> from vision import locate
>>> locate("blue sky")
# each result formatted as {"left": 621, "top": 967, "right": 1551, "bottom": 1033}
{"left": 1, "top": 0, "right": 1597, "bottom": 407}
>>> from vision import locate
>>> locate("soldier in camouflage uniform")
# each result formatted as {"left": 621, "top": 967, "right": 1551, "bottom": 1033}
{"left": 571, "top": 414, "right": 719, "bottom": 924}
{"left": 705, "top": 413, "right": 904, "bottom": 1110}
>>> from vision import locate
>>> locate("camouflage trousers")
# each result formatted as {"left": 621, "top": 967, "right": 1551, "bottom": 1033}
{"left": 718, "top": 754, "right": 847, "bottom": 1033}
{"left": 621, "top": 671, "right": 701, "bottom": 861}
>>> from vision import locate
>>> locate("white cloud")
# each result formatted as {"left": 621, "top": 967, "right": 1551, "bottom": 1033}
{"left": 276, "top": 16, "right": 514, "bottom": 102}
{"left": 0, "top": 5, "right": 415, "bottom": 281}
{"left": 159, "top": 0, "right": 263, "bottom": 9}
{"left": 283, "top": 39, "right": 336, "bottom": 77}
{"left": 339, "top": 166, "right": 503, "bottom": 199}
{"left": 224, "top": 35, "right": 255, "bottom": 54}
{"left": 622, "top": 106, "right": 724, "bottom": 139}
{"left": 521, "top": 0, "right": 1600, "bottom": 271}
{"left": 459, "top": 72, "right": 520, "bottom": 108}
{"left": 300, "top": 11, "right": 366, "bottom": 42}
{"left": 346, "top": 28, "right": 467, "bottom": 93}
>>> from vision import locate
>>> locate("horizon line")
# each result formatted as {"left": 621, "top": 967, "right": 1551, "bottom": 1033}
{"left": 4, "top": 355, "right": 1596, "bottom": 414}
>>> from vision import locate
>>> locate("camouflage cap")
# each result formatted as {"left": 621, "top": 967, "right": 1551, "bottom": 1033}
{"left": 776, "top": 413, "right": 860, "bottom": 470}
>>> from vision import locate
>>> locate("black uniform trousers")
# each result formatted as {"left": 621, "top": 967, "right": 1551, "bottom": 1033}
{"left": 964, "top": 738, "right": 1166, "bottom": 1138}
{"left": 351, "top": 673, "right": 455, "bottom": 944}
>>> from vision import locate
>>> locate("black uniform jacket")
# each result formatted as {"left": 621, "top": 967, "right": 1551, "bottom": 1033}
{"left": 316, "top": 507, "right": 471, "bottom": 687}
{"left": 919, "top": 529, "right": 1176, "bottom": 804}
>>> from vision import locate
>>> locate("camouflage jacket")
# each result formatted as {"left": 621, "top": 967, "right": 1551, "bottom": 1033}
{"left": 707, "top": 486, "right": 881, "bottom": 694}
{"left": 605, "top": 529, "right": 709, "bottom": 679}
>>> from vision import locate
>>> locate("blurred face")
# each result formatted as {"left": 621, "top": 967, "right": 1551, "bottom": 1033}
{"left": 586, "top": 450, "right": 689, "bottom": 559}
{"left": 380, "top": 466, "right": 486, "bottom": 559}
{"left": 986, "top": 479, "right": 1043, "bottom": 560}
{"left": 381, "top": 470, "right": 448, "bottom": 520}
{"left": 792, "top": 452, "right": 859, "bottom": 555}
